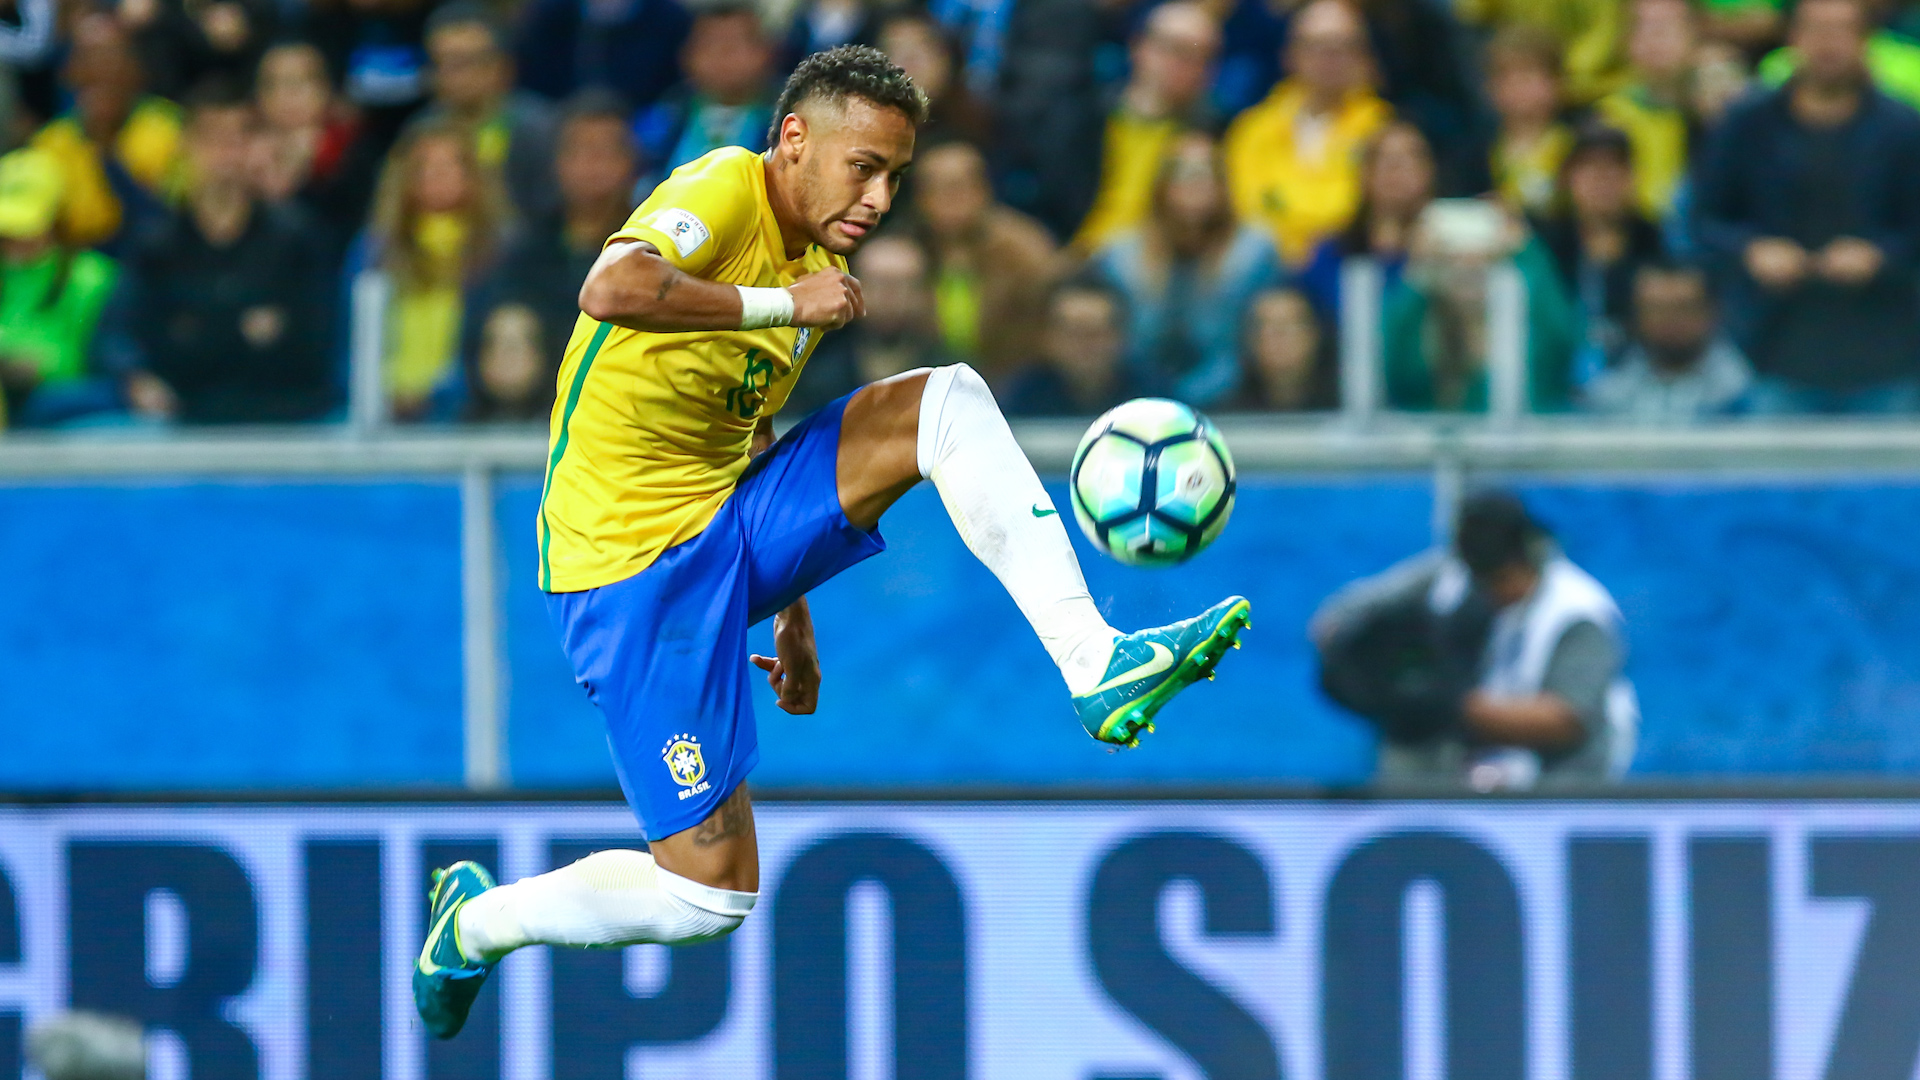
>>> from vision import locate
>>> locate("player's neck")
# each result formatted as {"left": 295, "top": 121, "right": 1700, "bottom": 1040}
{"left": 762, "top": 154, "right": 814, "bottom": 261}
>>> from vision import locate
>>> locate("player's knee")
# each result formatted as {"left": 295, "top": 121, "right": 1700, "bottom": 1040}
{"left": 655, "top": 864, "right": 757, "bottom": 945}
{"left": 938, "top": 362, "right": 991, "bottom": 406}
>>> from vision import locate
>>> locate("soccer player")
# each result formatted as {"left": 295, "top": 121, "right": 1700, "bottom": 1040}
{"left": 413, "top": 45, "right": 1251, "bottom": 1038}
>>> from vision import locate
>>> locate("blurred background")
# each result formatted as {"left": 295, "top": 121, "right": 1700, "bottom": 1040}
{"left": 4, "top": 0, "right": 1920, "bottom": 1071}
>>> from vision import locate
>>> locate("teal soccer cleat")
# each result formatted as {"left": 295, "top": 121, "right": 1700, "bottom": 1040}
{"left": 1073, "top": 595, "right": 1252, "bottom": 748}
{"left": 412, "top": 860, "right": 497, "bottom": 1040}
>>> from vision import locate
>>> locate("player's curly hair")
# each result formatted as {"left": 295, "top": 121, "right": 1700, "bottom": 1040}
{"left": 768, "top": 45, "right": 929, "bottom": 145}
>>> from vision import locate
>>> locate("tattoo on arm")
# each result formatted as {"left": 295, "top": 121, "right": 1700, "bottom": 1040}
{"left": 691, "top": 785, "right": 756, "bottom": 848}
{"left": 655, "top": 274, "right": 675, "bottom": 302}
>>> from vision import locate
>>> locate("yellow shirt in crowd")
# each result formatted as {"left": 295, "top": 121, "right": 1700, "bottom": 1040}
{"left": 1455, "top": 0, "right": 1626, "bottom": 102}
{"left": 1071, "top": 109, "right": 1183, "bottom": 254}
{"left": 31, "top": 97, "right": 183, "bottom": 247}
{"left": 1594, "top": 89, "right": 1688, "bottom": 217}
{"left": 1223, "top": 80, "right": 1391, "bottom": 265}
{"left": 1493, "top": 124, "right": 1574, "bottom": 215}
{"left": 537, "top": 146, "right": 841, "bottom": 593}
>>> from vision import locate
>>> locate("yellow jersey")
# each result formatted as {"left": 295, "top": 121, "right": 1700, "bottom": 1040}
{"left": 538, "top": 147, "right": 844, "bottom": 592}
{"left": 1222, "top": 81, "right": 1392, "bottom": 266}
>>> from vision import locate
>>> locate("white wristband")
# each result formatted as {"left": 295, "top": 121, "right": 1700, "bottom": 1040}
{"left": 737, "top": 285, "right": 795, "bottom": 330}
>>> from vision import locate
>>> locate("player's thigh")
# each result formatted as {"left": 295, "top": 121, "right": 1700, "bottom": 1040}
{"left": 648, "top": 783, "right": 760, "bottom": 893}
{"left": 837, "top": 368, "right": 930, "bottom": 532}
{"left": 545, "top": 533, "right": 762, "bottom": 854}
{"left": 732, "top": 392, "right": 890, "bottom": 621}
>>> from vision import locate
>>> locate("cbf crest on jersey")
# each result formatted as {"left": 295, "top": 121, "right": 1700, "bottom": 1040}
{"left": 791, "top": 326, "right": 812, "bottom": 362}
{"left": 662, "top": 734, "right": 711, "bottom": 800}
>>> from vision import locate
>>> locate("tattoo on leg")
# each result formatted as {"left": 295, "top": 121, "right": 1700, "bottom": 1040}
{"left": 691, "top": 787, "right": 755, "bottom": 848}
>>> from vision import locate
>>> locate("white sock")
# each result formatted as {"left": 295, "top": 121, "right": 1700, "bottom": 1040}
{"left": 454, "top": 850, "right": 755, "bottom": 963}
{"left": 917, "top": 364, "right": 1119, "bottom": 695}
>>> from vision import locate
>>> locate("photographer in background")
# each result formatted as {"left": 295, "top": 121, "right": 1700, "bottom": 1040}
{"left": 1312, "top": 490, "right": 1638, "bottom": 791}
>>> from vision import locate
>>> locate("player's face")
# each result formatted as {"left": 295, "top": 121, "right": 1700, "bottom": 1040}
{"left": 789, "top": 100, "right": 917, "bottom": 257}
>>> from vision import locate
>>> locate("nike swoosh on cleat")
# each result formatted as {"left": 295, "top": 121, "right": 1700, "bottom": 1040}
{"left": 1031, "top": 505, "right": 1058, "bottom": 518}
{"left": 1086, "top": 642, "right": 1175, "bottom": 695}
{"left": 417, "top": 902, "right": 463, "bottom": 976}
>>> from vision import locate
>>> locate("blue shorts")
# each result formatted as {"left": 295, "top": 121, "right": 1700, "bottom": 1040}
{"left": 544, "top": 394, "right": 885, "bottom": 840}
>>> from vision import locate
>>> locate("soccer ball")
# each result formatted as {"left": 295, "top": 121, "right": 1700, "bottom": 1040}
{"left": 1069, "top": 398, "right": 1236, "bottom": 566}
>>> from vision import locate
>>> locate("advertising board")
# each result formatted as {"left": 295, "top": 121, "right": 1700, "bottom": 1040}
{"left": 0, "top": 799, "right": 1914, "bottom": 1079}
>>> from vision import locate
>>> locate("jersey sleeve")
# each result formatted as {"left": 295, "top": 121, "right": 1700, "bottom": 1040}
{"left": 609, "top": 154, "right": 760, "bottom": 277}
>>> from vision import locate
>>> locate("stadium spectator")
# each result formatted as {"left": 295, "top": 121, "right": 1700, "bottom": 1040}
{"left": 1091, "top": 131, "right": 1281, "bottom": 407}
{"left": 1455, "top": 0, "right": 1626, "bottom": 104}
{"left": 415, "top": 2, "right": 559, "bottom": 221}
{"left": 876, "top": 12, "right": 991, "bottom": 151}
{"left": 912, "top": 141, "right": 1059, "bottom": 383}
{"left": 301, "top": 0, "right": 439, "bottom": 153}
{"left": 0, "top": 147, "right": 120, "bottom": 427}
{"left": 1358, "top": 0, "right": 1488, "bottom": 195}
{"left": 1530, "top": 124, "right": 1667, "bottom": 378}
{"left": 1313, "top": 489, "right": 1638, "bottom": 790}
{"left": 468, "top": 90, "right": 635, "bottom": 418}
{"left": 31, "top": 12, "right": 181, "bottom": 251}
{"left": 1691, "top": 40, "right": 1754, "bottom": 127}
{"left": 513, "top": 0, "right": 689, "bottom": 109}
{"left": 637, "top": 3, "right": 776, "bottom": 183}
{"left": 0, "top": 0, "right": 59, "bottom": 125}
{"left": 465, "top": 302, "right": 547, "bottom": 421}
{"left": 368, "top": 120, "right": 508, "bottom": 420}
{"left": 250, "top": 41, "right": 379, "bottom": 248}
{"left": 1231, "top": 285, "right": 1339, "bottom": 411}
{"left": 1703, "top": 0, "right": 1782, "bottom": 53}
{"left": 120, "top": 0, "right": 277, "bottom": 101}
{"left": 1583, "top": 260, "right": 1753, "bottom": 419}
{"left": 1223, "top": 0, "right": 1391, "bottom": 266}
{"left": 786, "top": 0, "right": 879, "bottom": 71}
{"left": 110, "top": 84, "right": 336, "bottom": 424}
{"left": 992, "top": 0, "right": 1110, "bottom": 236}
{"left": 1296, "top": 119, "right": 1436, "bottom": 325}
{"left": 1069, "top": 1, "right": 1221, "bottom": 254}
{"left": 1383, "top": 200, "right": 1577, "bottom": 412}
{"left": 1595, "top": 0, "right": 1703, "bottom": 219}
{"left": 1486, "top": 26, "right": 1574, "bottom": 216}
{"left": 791, "top": 233, "right": 950, "bottom": 414}
{"left": 1758, "top": 0, "right": 1920, "bottom": 110}
{"left": 1694, "top": 0, "right": 1920, "bottom": 414}
{"left": 1002, "top": 279, "right": 1132, "bottom": 416}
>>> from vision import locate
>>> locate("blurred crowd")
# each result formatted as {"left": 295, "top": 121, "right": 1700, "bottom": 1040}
{"left": 0, "top": 0, "right": 1914, "bottom": 429}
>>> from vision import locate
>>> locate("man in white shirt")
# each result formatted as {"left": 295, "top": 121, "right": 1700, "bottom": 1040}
{"left": 1314, "top": 491, "right": 1638, "bottom": 790}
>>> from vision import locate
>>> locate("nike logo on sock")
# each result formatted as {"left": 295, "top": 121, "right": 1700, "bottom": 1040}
{"left": 1031, "top": 504, "right": 1058, "bottom": 517}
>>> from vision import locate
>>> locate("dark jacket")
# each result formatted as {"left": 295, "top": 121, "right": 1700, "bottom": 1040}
{"left": 515, "top": 0, "right": 690, "bottom": 109}
{"left": 1693, "top": 83, "right": 1920, "bottom": 389}
{"left": 1531, "top": 210, "right": 1667, "bottom": 362}
{"left": 110, "top": 202, "right": 337, "bottom": 423}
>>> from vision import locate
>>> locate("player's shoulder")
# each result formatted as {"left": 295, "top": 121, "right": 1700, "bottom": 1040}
{"left": 661, "top": 145, "right": 765, "bottom": 190}
{"left": 626, "top": 147, "right": 769, "bottom": 265}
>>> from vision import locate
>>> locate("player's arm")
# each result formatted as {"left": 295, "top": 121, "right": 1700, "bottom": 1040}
{"left": 578, "top": 240, "right": 865, "bottom": 333}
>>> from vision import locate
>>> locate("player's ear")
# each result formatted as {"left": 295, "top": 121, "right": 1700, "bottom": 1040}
{"left": 777, "top": 112, "right": 808, "bottom": 162}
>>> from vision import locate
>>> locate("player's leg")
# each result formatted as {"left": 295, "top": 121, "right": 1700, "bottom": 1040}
{"left": 837, "top": 364, "right": 1252, "bottom": 746}
{"left": 448, "top": 785, "right": 757, "bottom": 960}
{"left": 415, "top": 528, "right": 766, "bottom": 1040}
{"left": 838, "top": 365, "right": 1123, "bottom": 691}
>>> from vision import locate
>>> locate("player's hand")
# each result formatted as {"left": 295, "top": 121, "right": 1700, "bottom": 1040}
{"left": 750, "top": 597, "right": 820, "bottom": 714}
{"left": 786, "top": 268, "right": 864, "bottom": 330}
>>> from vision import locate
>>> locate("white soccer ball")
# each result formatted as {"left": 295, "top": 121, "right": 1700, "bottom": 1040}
{"left": 1069, "top": 398, "right": 1236, "bottom": 566}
